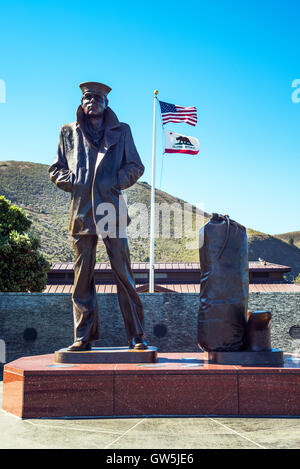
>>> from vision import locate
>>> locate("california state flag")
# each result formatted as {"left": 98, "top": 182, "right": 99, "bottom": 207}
{"left": 164, "top": 129, "right": 200, "bottom": 155}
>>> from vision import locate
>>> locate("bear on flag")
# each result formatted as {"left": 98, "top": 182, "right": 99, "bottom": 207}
{"left": 164, "top": 129, "right": 200, "bottom": 155}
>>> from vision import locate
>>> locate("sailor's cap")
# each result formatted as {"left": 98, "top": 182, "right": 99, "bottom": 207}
{"left": 79, "top": 81, "right": 112, "bottom": 96}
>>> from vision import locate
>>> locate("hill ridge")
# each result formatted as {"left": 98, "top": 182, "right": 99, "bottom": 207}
{"left": 1, "top": 160, "right": 300, "bottom": 276}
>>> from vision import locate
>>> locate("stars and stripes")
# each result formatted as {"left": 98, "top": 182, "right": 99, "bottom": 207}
{"left": 159, "top": 100, "right": 197, "bottom": 126}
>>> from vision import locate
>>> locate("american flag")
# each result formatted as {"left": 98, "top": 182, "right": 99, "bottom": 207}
{"left": 159, "top": 100, "right": 197, "bottom": 126}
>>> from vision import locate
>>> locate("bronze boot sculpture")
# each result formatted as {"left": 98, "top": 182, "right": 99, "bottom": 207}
{"left": 246, "top": 311, "right": 272, "bottom": 351}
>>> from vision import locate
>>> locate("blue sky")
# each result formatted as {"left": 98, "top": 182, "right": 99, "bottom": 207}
{"left": 0, "top": 0, "right": 299, "bottom": 235}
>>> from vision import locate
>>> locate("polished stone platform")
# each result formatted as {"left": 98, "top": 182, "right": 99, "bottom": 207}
{"left": 55, "top": 346, "right": 157, "bottom": 364}
{"left": 2, "top": 352, "right": 300, "bottom": 418}
{"left": 207, "top": 348, "right": 284, "bottom": 366}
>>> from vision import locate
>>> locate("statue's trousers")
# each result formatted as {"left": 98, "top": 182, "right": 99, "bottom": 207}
{"left": 71, "top": 234, "right": 145, "bottom": 343}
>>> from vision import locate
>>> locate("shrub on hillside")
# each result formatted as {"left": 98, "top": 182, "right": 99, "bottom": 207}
{"left": 0, "top": 196, "right": 51, "bottom": 292}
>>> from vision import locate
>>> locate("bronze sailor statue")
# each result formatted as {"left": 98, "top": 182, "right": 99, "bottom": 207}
{"left": 48, "top": 82, "right": 147, "bottom": 351}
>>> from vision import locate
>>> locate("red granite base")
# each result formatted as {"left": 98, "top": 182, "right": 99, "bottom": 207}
{"left": 2, "top": 352, "right": 300, "bottom": 418}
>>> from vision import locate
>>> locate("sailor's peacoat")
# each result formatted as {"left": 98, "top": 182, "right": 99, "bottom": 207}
{"left": 48, "top": 106, "right": 144, "bottom": 236}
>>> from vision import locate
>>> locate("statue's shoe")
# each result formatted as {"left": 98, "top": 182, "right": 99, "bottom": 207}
{"left": 129, "top": 336, "right": 148, "bottom": 350}
{"left": 67, "top": 341, "right": 92, "bottom": 352}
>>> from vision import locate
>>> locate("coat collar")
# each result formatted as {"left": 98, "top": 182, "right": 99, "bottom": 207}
{"left": 76, "top": 105, "right": 121, "bottom": 151}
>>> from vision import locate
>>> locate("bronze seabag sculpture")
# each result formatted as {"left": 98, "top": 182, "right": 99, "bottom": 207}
{"left": 198, "top": 213, "right": 283, "bottom": 365}
{"left": 48, "top": 82, "right": 147, "bottom": 352}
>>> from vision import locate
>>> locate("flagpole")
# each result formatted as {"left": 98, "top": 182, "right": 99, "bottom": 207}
{"left": 149, "top": 90, "right": 158, "bottom": 293}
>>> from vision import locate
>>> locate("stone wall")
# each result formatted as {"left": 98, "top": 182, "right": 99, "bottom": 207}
{"left": 0, "top": 292, "right": 299, "bottom": 363}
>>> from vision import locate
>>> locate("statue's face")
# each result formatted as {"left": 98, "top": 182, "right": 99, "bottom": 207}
{"left": 81, "top": 92, "right": 107, "bottom": 117}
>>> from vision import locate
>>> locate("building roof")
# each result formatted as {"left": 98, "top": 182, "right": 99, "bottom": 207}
{"left": 49, "top": 261, "right": 291, "bottom": 273}
{"left": 44, "top": 260, "right": 297, "bottom": 294}
{"left": 43, "top": 282, "right": 300, "bottom": 294}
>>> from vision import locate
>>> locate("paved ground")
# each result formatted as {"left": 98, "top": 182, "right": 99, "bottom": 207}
{"left": 1, "top": 382, "right": 300, "bottom": 449}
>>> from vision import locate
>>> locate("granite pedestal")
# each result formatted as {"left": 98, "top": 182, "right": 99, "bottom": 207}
{"left": 2, "top": 352, "right": 300, "bottom": 418}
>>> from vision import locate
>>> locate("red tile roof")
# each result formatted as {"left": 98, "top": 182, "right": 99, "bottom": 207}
{"left": 49, "top": 261, "right": 291, "bottom": 273}
{"left": 43, "top": 283, "right": 300, "bottom": 294}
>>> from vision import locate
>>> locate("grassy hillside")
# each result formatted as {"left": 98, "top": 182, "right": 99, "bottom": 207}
{"left": 0, "top": 160, "right": 209, "bottom": 264}
{"left": 275, "top": 231, "right": 300, "bottom": 249}
{"left": 1, "top": 160, "right": 300, "bottom": 277}
{"left": 247, "top": 228, "right": 300, "bottom": 278}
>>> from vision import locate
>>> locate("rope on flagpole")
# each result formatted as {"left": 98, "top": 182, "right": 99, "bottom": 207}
{"left": 149, "top": 90, "right": 158, "bottom": 293}
{"left": 159, "top": 153, "right": 164, "bottom": 190}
